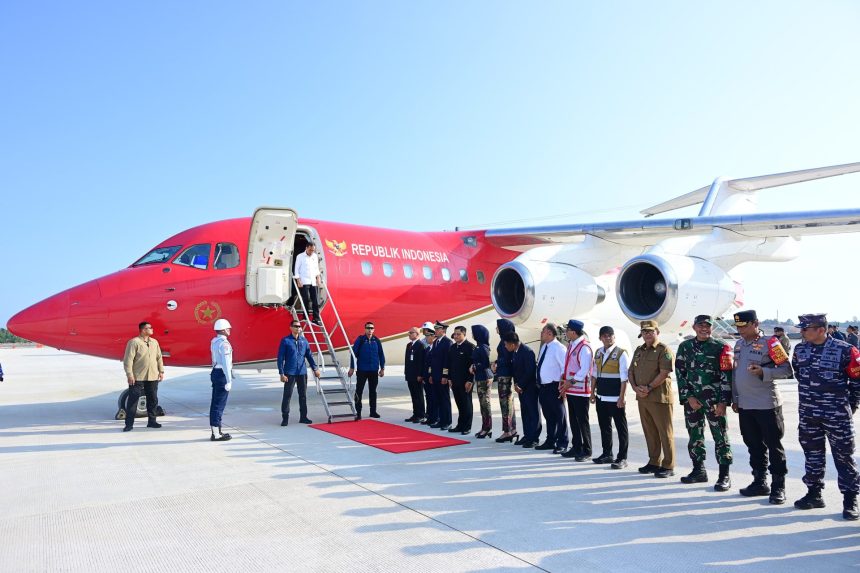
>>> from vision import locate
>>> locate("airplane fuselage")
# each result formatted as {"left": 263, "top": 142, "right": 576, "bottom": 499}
{"left": 10, "top": 217, "right": 517, "bottom": 367}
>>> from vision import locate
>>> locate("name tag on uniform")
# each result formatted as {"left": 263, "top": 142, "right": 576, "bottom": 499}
{"left": 409, "top": 355, "right": 414, "bottom": 361}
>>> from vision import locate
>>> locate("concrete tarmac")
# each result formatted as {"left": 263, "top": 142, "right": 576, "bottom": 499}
{"left": 1, "top": 347, "right": 858, "bottom": 572}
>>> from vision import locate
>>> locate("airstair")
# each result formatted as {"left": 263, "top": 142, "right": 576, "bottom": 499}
{"left": 290, "top": 280, "right": 358, "bottom": 423}
{"left": 245, "top": 207, "right": 358, "bottom": 423}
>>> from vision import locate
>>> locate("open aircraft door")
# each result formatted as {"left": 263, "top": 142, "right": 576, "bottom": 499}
{"left": 245, "top": 207, "right": 299, "bottom": 305}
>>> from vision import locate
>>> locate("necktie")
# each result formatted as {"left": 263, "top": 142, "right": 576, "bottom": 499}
{"left": 537, "top": 346, "right": 547, "bottom": 383}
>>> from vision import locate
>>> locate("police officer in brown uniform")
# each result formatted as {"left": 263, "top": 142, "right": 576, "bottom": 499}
{"left": 629, "top": 320, "right": 676, "bottom": 478}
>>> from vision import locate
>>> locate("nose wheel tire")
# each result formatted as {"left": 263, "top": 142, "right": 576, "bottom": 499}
{"left": 116, "top": 389, "right": 164, "bottom": 418}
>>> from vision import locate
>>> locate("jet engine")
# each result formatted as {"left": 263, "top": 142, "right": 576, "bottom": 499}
{"left": 616, "top": 253, "right": 736, "bottom": 326}
{"left": 491, "top": 258, "right": 605, "bottom": 327}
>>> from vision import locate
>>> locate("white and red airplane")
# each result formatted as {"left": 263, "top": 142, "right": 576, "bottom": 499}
{"left": 9, "top": 162, "right": 860, "bottom": 370}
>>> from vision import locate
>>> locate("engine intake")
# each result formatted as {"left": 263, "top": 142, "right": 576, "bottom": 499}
{"left": 491, "top": 259, "right": 604, "bottom": 326}
{"left": 616, "top": 254, "right": 736, "bottom": 326}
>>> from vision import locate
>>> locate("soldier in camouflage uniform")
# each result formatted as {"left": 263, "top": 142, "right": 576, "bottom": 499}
{"left": 675, "top": 315, "right": 734, "bottom": 491}
{"left": 793, "top": 313, "right": 860, "bottom": 520}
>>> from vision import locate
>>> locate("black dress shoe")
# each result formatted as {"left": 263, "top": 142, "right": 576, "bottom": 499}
{"left": 281, "top": 419, "right": 289, "bottom": 426}
{"left": 439, "top": 425, "right": 451, "bottom": 431}
{"left": 460, "top": 430, "right": 470, "bottom": 435}
{"left": 574, "top": 455, "right": 589, "bottom": 462}
{"left": 122, "top": 426, "right": 133, "bottom": 432}
{"left": 561, "top": 449, "right": 579, "bottom": 458}
{"left": 355, "top": 414, "right": 362, "bottom": 421}
{"left": 405, "top": 416, "right": 417, "bottom": 422}
{"left": 495, "top": 433, "right": 516, "bottom": 443}
{"left": 475, "top": 431, "right": 492, "bottom": 439}
{"left": 638, "top": 463, "right": 660, "bottom": 474}
{"left": 593, "top": 454, "right": 614, "bottom": 464}
{"left": 655, "top": 468, "right": 675, "bottom": 478}
{"left": 416, "top": 417, "right": 427, "bottom": 424}
{"left": 514, "top": 437, "right": 525, "bottom": 445}
{"left": 521, "top": 441, "right": 537, "bottom": 448}
{"left": 299, "top": 418, "right": 313, "bottom": 424}
{"left": 611, "top": 459, "right": 628, "bottom": 469}
{"left": 553, "top": 447, "right": 567, "bottom": 454}
{"left": 535, "top": 442, "right": 555, "bottom": 451}
{"left": 429, "top": 422, "right": 441, "bottom": 428}
{"left": 448, "top": 427, "right": 462, "bottom": 433}
{"left": 211, "top": 433, "right": 232, "bottom": 441}
{"left": 146, "top": 421, "right": 162, "bottom": 428}
{"left": 369, "top": 412, "right": 381, "bottom": 419}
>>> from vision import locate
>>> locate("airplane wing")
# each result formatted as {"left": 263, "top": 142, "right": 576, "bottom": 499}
{"left": 484, "top": 208, "right": 860, "bottom": 249}
{"left": 485, "top": 161, "right": 860, "bottom": 250}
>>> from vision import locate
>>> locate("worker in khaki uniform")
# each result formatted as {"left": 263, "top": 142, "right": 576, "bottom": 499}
{"left": 122, "top": 321, "right": 165, "bottom": 432}
{"left": 629, "top": 320, "right": 676, "bottom": 478}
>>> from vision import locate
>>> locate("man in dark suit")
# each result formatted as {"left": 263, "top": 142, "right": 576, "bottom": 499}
{"left": 404, "top": 326, "right": 428, "bottom": 422}
{"left": 429, "top": 321, "right": 454, "bottom": 430}
{"left": 505, "top": 331, "right": 540, "bottom": 447}
{"left": 447, "top": 325, "right": 476, "bottom": 435}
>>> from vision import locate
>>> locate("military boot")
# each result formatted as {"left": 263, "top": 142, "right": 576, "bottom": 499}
{"left": 843, "top": 493, "right": 859, "bottom": 521}
{"left": 714, "top": 464, "right": 732, "bottom": 492}
{"left": 794, "top": 486, "right": 825, "bottom": 510}
{"left": 740, "top": 471, "right": 770, "bottom": 497}
{"left": 680, "top": 461, "right": 708, "bottom": 484}
{"left": 769, "top": 475, "right": 786, "bottom": 505}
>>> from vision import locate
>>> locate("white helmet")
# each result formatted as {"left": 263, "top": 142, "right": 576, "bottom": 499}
{"left": 213, "top": 318, "right": 232, "bottom": 331}
{"left": 421, "top": 321, "right": 434, "bottom": 331}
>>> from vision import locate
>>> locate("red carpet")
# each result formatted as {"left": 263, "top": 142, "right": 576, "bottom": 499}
{"left": 310, "top": 420, "right": 469, "bottom": 453}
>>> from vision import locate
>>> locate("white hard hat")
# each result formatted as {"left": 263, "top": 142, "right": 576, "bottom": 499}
{"left": 213, "top": 318, "right": 232, "bottom": 331}
{"left": 421, "top": 321, "right": 434, "bottom": 331}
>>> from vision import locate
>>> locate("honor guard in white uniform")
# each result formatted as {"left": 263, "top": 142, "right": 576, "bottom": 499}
{"left": 210, "top": 318, "right": 234, "bottom": 441}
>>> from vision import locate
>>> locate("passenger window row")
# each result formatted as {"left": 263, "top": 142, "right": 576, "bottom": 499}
{"left": 361, "top": 261, "right": 485, "bottom": 283}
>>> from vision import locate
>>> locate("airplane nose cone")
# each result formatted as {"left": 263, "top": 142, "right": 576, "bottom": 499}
{"left": 8, "top": 291, "right": 70, "bottom": 348}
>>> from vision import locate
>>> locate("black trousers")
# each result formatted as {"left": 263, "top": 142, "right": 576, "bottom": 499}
{"left": 566, "top": 395, "right": 592, "bottom": 455}
{"left": 125, "top": 380, "right": 158, "bottom": 428}
{"left": 539, "top": 383, "right": 569, "bottom": 448}
{"left": 300, "top": 284, "right": 320, "bottom": 319}
{"left": 519, "top": 383, "right": 541, "bottom": 442}
{"left": 434, "top": 379, "right": 453, "bottom": 427}
{"left": 282, "top": 375, "right": 308, "bottom": 421}
{"left": 738, "top": 406, "right": 787, "bottom": 476}
{"left": 354, "top": 370, "right": 379, "bottom": 415}
{"left": 596, "top": 399, "right": 628, "bottom": 460}
{"left": 424, "top": 380, "right": 438, "bottom": 423}
{"left": 451, "top": 380, "right": 473, "bottom": 431}
{"left": 406, "top": 377, "right": 425, "bottom": 418}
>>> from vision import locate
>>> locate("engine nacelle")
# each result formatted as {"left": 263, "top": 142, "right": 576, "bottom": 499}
{"left": 616, "top": 253, "right": 736, "bottom": 327}
{"left": 491, "top": 258, "right": 605, "bottom": 326}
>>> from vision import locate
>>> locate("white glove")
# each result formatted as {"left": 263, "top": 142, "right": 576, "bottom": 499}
{"left": 225, "top": 383, "right": 232, "bottom": 391}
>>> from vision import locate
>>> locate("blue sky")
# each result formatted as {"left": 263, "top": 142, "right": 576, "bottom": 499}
{"left": 2, "top": 1, "right": 860, "bottom": 328}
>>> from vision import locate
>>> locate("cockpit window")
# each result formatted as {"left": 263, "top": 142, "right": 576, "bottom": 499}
{"left": 213, "top": 242, "right": 240, "bottom": 270}
{"left": 132, "top": 245, "right": 182, "bottom": 267}
{"left": 173, "top": 244, "right": 211, "bottom": 270}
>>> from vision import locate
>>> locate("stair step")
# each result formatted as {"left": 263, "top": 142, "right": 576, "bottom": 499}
{"left": 322, "top": 388, "right": 348, "bottom": 394}
{"left": 331, "top": 413, "right": 357, "bottom": 418}
{"left": 326, "top": 400, "right": 353, "bottom": 406}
